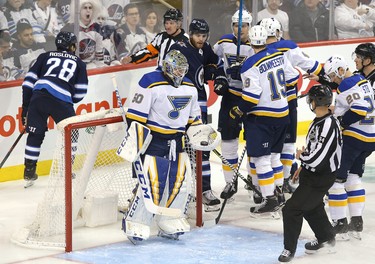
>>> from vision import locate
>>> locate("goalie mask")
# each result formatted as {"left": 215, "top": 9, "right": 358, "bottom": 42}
{"left": 260, "top": 17, "right": 282, "bottom": 40}
{"left": 162, "top": 50, "right": 189, "bottom": 87}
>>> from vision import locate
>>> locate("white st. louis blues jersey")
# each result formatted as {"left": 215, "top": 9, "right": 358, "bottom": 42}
{"left": 126, "top": 70, "right": 202, "bottom": 137}
{"left": 268, "top": 39, "right": 322, "bottom": 75}
{"left": 334, "top": 74, "right": 375, "bottom": 150}
{"left": 213, "top": 33, "right": 254, "bottom": 97}
{"left": 239, "top": 47, "right": 299, "bottom": 124}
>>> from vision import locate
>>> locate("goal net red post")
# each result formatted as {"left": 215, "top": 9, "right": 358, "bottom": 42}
{"left": 11, "top": 109, "right": 204, "bottom": 252}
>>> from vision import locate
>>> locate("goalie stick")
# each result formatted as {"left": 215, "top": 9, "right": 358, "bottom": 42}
{"left": 0, "top": 128, "right": 26, "bottom": 169}
{"left": 111, "top": 74, "right": 182, "bottom": 217}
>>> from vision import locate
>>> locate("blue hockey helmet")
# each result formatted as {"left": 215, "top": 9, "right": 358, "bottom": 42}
{"left": 55, "top": 31, "right": 77, "bottom": 52}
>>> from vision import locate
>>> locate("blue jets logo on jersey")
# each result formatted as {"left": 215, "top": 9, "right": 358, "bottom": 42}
{"left": 176, "top": 41, "right": 187, "bottom": 48}
{"left": 167, "top": 96, "right": 192, "bottom": 119}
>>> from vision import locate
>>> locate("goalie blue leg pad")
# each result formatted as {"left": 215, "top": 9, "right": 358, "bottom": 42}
{"left": 157, "top": 152, "right": 192, "bottom": 235}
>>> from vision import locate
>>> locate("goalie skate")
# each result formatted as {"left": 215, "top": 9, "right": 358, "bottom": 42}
{"left": 202, "top": 190, "right": 220, "bottom": 212}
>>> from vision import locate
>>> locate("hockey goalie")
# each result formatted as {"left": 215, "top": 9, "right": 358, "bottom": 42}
{"left": 116, "top": 50, "right": 220, "bottom": 243}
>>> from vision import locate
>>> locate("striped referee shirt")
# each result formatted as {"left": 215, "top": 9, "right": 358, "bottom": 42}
{"left": 130, "top": 29, "right": 189, "bottom": 68}
{"left": 300, "top": 112, "right": 342, "bottom": 173}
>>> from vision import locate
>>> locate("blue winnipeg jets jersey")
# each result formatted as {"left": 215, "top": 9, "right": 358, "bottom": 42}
{"left": 239, "top": 47, "right": 299, "bottom": 124}
{"left": 126, "top": 70, "right": 202, "bottom": 138}
{"left": 169, "top": 39, "right": 219, "bottom": 111}
{"left": 22, "top": 51, "right": 88, "bottom": 107}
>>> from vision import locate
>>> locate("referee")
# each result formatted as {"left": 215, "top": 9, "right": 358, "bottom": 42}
{"left": 278, "top": 84, "right": 342, "bottom": 262}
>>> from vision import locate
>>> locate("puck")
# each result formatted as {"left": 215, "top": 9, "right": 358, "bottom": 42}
{"left": 200, "top": 141, "right": 208, "bottom": 146}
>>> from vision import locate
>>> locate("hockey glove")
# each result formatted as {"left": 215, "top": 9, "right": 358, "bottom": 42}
{"left": 229, "top": 106, "right": 243, "bottom": 128}
{"left": 214, "top": 76, "right": 229, "bottom": 96}
{"left": 226, "top": 63, "right": 242, "bottom": 81}
{"left": 21, "top": 107, "right": 27, "bottom": 126}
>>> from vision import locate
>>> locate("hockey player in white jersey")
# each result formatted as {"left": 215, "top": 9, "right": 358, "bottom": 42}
{"left": 118, "top": 50, "right": 219, "bottom": 243}
{"left": 213, "top": 9, "right": 254, "bottom": 200}
{"left": 324, "top": 55, "right": 375, "bottom": 240}
{"left": 229, "top": 25, "right": 299, "bottom": 216}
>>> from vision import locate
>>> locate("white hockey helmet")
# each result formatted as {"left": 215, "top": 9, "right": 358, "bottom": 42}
{"left": 260, "top": 18, "right": 282, "bottom": 39}
{"left": 249, "top": 25, "right": 268, "bottom": 46}
{"left": 324, "top": 55, "right": 348, "bottom": 80}
{"left": 232, "top": 9, "right": 252, "bottom": 25}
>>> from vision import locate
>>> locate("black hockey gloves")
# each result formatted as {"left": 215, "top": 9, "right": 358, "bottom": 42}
{"left": 214, "top": 76, "right": 229, "bottom": 95}
{"left": 229, "top": 106, "right": 243, "bottom": 128}
{"left": 226, "top": 63, "right": 242, "bottom": 81}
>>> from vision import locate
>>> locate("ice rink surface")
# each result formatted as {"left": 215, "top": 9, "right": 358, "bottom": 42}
{"left": 2, "top": 139, "right": 375, "bottom": 264}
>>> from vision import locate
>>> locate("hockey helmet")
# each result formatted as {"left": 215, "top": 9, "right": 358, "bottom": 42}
{"left": 163, "top": 8, "right": 183, "bottom": 24}
{"left": 260, "top": 18, "right": 282, "bottom": 38}
{"left": 324, "top": 55, "right": 348, "bottom": 80}
{"left": 189, "top": 18, "right": 209, "bottom": 35}
{"left": 162, "top": 50, "right": 189, "bottom": 87}
{"left": 232, "top": 9, "right": 252, "bottom": 25}
{"left": 354, "top": 43, "right": 375, "bottom": 63}
{"left": 249, "top": 25, "right": 267, "bottom": 46}
{"left": 55, "top": 31, "right": 77, "bottom": 51}
{"left": 306, "top": 84, "right": 333, "bottom": 109}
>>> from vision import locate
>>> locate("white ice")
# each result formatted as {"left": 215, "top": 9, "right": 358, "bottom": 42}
{"left": 2, "top": 139, "right": 375, "bottom": 264}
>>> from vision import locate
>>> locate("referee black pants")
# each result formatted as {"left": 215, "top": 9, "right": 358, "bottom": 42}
{"left": 282, "top": 168, "right": 336, "bottom": 253}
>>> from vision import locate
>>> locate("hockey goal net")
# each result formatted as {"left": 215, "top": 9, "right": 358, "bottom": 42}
{"left": 11, "top": 108, "right": 203, "bottom": 252}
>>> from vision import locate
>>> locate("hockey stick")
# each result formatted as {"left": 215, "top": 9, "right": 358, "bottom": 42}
{"left": 0, "top": 128, "right": 26, "bottom": 169}
{"left": 209, "top": 146, "right": 247, "bottom": 225}
{"left": 212, "top": 148, "right": 262, "bottom": 197}
{"left": 236, "top": 0, "right": 244, "bottom": 62}
{"left": 111, "top": 74, "right": 182, "bottom": 217}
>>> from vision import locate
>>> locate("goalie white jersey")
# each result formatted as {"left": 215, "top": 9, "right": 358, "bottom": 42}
{"left": 126, "top": 70, "right": 202, "bottom": 136}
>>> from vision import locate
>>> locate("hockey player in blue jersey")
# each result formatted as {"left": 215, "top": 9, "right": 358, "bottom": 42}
{"left": 229, "top": 25, "right": 299, "bottom": 216}
{"left": 21, "top": 31, "right": 88, "bottom": 188}
{"left": 213, "top": 9, "right": 254, "bottom": 200}
{"left": 118, "top": 49, "right": 220, "bottom": 243}
{"left": 168, "top": 18, "right": 221, "bottom": 211}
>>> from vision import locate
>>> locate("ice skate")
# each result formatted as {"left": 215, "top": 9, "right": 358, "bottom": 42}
{"left": 250, "top": 195, "right": 281, "bottom": 219}
{"left": 251, "top": 185, "right": 262, "bottom": 204}
{"left": 278, "top": 249, "right": 295, "bottom": 262}
{"left": 332, "top": 218, "right": 350, "bottom": 241}
{"left": 157, "top": 230, "right": 182, "bottom": 240}
{"left": 274, "top": 185, "right": 285, "bottom": 205}
{"left": 23, "top": 160, "right": 38, "bottom": 189}
{"left": 220, "top": 179, "right": 237, "bottom": 200}
{"left": 305, "top": 238, "right": 336, "bottom": 254}
{"left": 202, "top": 190, "right": 221, "bottom": 212}
{"left": 349, "top": 216, "right": 363, "bottom": 240}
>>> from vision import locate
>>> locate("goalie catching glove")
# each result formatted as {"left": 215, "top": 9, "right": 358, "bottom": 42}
{"left": 186, "top": 124, "right": 221, "bottom": 151}
{"left": 117, "top": 121, "right": 153, "bottom": 162}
